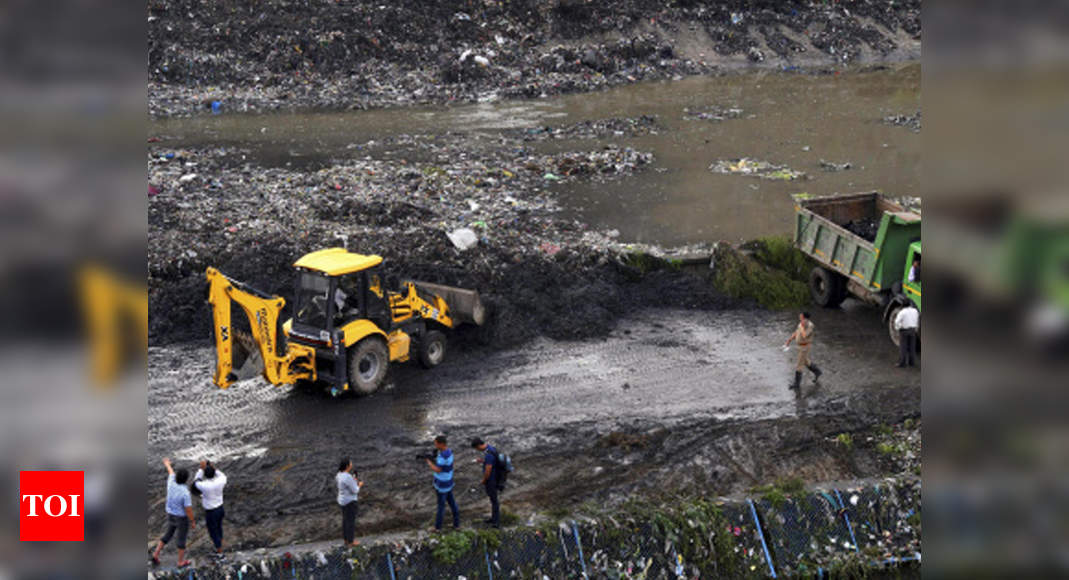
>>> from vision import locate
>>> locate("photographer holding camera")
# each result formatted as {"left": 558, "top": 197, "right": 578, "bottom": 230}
{"left": 423, "top": 435, "right": 460, "bottom": 532}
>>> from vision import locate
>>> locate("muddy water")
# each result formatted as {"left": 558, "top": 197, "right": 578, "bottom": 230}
{"left": 152, "top": 64, "right": 919, "bottom": 246}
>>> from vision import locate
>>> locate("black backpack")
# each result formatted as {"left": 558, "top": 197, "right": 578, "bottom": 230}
{"left": 492, "top": 448, "right": 514, "bottom": 489}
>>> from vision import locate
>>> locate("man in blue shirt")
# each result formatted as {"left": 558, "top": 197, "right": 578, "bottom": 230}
{"left": 471, "top": 437, "right": 501, "bottom": 528}
{"left": 151, "top": 457, "right": 195, "bottom": 567}
{"left": 424, "top": 435, "right": 460, "bottom": 531}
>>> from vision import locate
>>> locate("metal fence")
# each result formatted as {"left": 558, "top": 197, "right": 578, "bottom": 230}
{"left": 151, "top": 480, "right": 919, "bottom": 579}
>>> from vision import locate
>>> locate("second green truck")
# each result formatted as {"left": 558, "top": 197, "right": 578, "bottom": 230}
{"left": 792, "top": 191, "right": 921, "bottom": 347}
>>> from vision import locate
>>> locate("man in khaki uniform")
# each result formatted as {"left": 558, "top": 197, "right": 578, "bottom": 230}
{"left": 784, "top": 312, "right": 822, "bottom": 390}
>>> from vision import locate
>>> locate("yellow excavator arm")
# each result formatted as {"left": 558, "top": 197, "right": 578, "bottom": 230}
{"left": 206, "top": 267, "right": 315, "bottom": 388}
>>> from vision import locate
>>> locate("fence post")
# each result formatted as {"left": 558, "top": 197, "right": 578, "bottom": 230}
{"left": 484, "top": 542, "right": 494, "bottom": 580}
{"left": 571, "top": 521, "right": 588, "bottom": 579}
{"left": 386, "top": 551, "right": 397, "bottom": 580}
{"left": 834, "top": 490, "right": 860, "bottom": 553}
{"left": 748, "top": 499, "right": 777, "bottom": 578}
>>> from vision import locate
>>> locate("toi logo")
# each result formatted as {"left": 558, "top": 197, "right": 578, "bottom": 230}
{"left": 19, "top": 471, "right": 84, "bottom": 542}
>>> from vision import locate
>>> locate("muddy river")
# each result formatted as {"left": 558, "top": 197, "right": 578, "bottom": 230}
{"left": 152, "top": 64, "right": 919, "bottom": 246}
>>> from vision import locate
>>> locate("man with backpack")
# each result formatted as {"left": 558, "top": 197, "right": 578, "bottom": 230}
{"left": 470, "top": 437, "right": 510, "bottom": 528}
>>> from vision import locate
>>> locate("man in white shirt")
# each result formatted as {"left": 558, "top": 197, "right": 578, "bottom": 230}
{"left": 894, "top": 303, "right": 920, "bottom": 367}
{"left": 193, "top": 460, "right": 228, "bottom": 559}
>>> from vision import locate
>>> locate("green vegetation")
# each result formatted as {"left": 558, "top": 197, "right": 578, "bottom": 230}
{"left": 622, "top": 251, "right": 679, "bottom": 276}
{"left": 752, "top": 477, "right": 807, "bottom": 509}
{"left": 749, "top": 235, "right": 813, "bottom": 282}
{"left": 713, "top": 244, "right": 810, "bottom": 310}
{"left": 836, "top": 432, "right": 854, "bottom": 450}
{"left": 431, "top": 530, "right": 474, "bottom": 565}
{"left": 877, "top": 442, "right": 899, "bottom": 457}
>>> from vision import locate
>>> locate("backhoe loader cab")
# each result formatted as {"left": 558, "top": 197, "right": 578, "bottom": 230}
{"left": 207, "top": 248, "right": 485, "bottom": 396}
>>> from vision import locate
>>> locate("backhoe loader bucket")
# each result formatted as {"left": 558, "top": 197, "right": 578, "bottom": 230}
{"left": 229, "top": 329, "right": 265, "bottom": 381}
{"left": 409, "top": 281, "right": 486, "bottom": 326}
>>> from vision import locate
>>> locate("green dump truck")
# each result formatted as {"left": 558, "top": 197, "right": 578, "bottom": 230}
{"left": 792, "top": 192, "right": 921, "bottom": 346}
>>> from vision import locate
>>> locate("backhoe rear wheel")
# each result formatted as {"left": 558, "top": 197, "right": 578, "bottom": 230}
{"left": 419, "top": 330, "right": 447, "bottom": 369}
{"left": 348, "top": 338, "right": 389, "bottom": 395}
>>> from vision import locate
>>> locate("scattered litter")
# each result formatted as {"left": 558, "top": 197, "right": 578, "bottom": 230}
{"left": 710, "top": 158, "right": 806, "bottom": 181}
{"left": 446, "top": 228, "right": 479, "bottom": 251}
{"left": 819, "top": 159, "right": 853, "bottom": 172}
{"left": 682, "top": 106, "right": 743, "bottom": 121}
{"left": 883, "top": 111, "right": 922, "bottom": 132}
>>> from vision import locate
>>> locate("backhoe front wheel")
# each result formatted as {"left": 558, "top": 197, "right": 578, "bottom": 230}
{"left": 348, "top": 338, "right": 389, "bottom": 395}
{"left": 419, "top": 330, "right": 447, "bottom": 369}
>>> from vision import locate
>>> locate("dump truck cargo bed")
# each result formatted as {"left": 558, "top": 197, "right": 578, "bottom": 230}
{"left": 793, "top": 192, "right": 920, "bottom": 302}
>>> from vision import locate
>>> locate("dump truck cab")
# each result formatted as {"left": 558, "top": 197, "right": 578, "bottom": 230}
{"left": 207, "top": 248, "right": 485, "bottom": 397}
{"left": 902, "top": 241, "right": 921, "bottom": 311}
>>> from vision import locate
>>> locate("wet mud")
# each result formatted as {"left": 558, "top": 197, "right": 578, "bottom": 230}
{"left": 148, "top": 306, "right": 920, "bottom": 554}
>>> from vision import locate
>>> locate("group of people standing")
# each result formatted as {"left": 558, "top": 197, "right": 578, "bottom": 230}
{"left": 151, "top": 457, "right": 228, "bottom": 568}
{"left": 153, "top": 435, "right": 504, "bottom": 566}
{"left": 337, "top": 435, "right": 506, "bottom": 547}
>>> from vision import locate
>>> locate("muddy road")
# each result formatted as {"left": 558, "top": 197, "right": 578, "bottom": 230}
{"left": 148, "top": 304, "right": 919, "bottom": 553}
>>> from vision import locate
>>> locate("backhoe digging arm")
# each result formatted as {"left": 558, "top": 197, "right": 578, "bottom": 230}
{"left": 206, "top": 267, "right": 315, "bottom": 388}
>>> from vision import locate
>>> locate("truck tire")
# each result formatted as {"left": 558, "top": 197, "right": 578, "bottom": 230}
{"left": 887, "top": 305, "right": 903, "bottom": 347}
{"left": 809, "top": 267, "right": 847, "bottom": 308}
{"left": 348, "top": 338, "right": 389, "bottom": 395}
{"left": 418, "top": 330, "right": 447, "bottom": 368}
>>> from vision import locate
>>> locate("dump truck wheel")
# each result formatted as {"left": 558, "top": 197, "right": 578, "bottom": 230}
{"left": 809, "top": 267, "right": 846, "bottom": 307}
{"left": 348, "top": 338, "right": 388, "bottom": 395}
{"left": 887, "top": 305, "right": 903, "bottom": 347}
{"left": 419, "top": 330, "right": 447, "bottom": 369}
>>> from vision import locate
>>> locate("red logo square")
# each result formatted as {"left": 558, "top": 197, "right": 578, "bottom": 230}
{"left": 19, "top": 471, "right": 84, "bottom": 542}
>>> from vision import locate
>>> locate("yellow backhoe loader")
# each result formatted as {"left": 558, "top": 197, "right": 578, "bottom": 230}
{"left": 206, "top": 248, "right": 485, "bottom": 395}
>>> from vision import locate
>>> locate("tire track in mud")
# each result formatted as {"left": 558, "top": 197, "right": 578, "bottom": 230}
{"left": 148, "top": 305, "right": 919, "bottom": 552}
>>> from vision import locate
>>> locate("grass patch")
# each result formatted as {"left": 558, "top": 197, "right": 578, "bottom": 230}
{"left": 713, "top": 244, "right": 810, "bottom": 310}
{"left": 748, "top": 235, "right": 813, "bottom": 282}
{"left": 431, "top": 530, "right": 474, "bottom": 564}
{"left": 836, "top": 433, "right": 854, "bottom": 450}
{"left": 622, "top": 251, "right": 679, "bottom": 276}
{"left": 752, "top": 477, "right": 806, "bottom": 509}
{"left": 876, "top": 442, "right": 899, "bottom": 456}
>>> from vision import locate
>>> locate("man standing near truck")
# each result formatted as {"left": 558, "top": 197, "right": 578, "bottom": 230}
{"left": 785, "top": 312, "right": 822, "bottom": 390}
{"left": 894, "top": 303, "right": 920, "bottom": 367}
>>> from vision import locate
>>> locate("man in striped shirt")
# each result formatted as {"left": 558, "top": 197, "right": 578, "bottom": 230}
{"left": 424, "top": 435, "right": 460, "bottom": 531}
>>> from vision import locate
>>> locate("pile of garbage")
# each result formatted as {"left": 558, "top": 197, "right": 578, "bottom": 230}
{"left": 148, "top": 0, "right": 921, "bottom": 117}
{"left": 710, "top": 158, "right": 807, "bottom": 181}
{"left": 148, "top": 124, "right": 731, "bottom": 345}
{"left": 844, "top": 217, "right": 881, "bottom": 242}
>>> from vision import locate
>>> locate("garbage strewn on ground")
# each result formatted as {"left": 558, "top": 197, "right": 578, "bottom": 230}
{"left": 147, "top": 0, "right": 920, "bottom": 117}
{"left": 710, "top": 158, "right": 807, "bottom": 181}
{"left": 149, "top": 120, "right": 718, "bottom": 348}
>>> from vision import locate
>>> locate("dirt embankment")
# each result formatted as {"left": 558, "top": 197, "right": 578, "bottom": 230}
{"left": 148, "top": 0, "right": 920, "bottom": 116}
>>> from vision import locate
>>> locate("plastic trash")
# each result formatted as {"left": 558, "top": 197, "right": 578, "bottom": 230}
{"left": 211, "top": 100, "right": 221, "bottom": 114}
{"left": 731, "top": 12, "right": 743, "bottom": 25}
{"left": 446, "top": 228, "right": 479, "bottom": 250}
{"left": 543, "top": 172, "right": 561, "bottom": 181}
